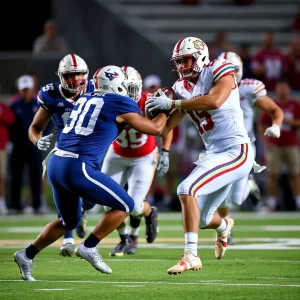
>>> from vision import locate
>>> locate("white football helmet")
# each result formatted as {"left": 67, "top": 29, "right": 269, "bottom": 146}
{"left": 93, "top": 65, "right": 129, "bottom": 97}
{"left": 121, "top": 66, "right": 143, "bottom": 102}
{"left": 171, "top": 37, "right": 209, "bottom": 80}
{"left": 218, "top": 52, "right": 243, "bottom": 83}
{"left": 57, "top": 54, "right": 89, "bottom": 94}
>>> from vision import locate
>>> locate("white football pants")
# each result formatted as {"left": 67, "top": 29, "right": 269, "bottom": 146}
{"left": 102, "top": 145, "right": 158, "bottom": 216}
{"left": 177, "top": 143, "right": 254, "bottom": 228}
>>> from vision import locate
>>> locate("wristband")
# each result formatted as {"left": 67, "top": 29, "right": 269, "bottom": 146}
{"left": 174, "top": 100, "right": 182, "bottom": 109}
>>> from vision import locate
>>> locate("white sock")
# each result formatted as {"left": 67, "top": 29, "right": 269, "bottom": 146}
{"left": 215, "top": 219, "right": 227, "bottom": 233}
{"left": 295, "top": 195, "right": 300, "bottom": 209}
{"left": 117, "top": 223, "right": 129, "bottom": 235}
{"left": 184, "top": 232, "right": 198, "bottom": 256}
{"left": 267, "top": 196, "right": 277, "bottom": 209}
{"left": 130, "top": 227, "right": 139, "bottom": 236}
{"left": 63, "top": 238, "right": 74, "bottom": 245}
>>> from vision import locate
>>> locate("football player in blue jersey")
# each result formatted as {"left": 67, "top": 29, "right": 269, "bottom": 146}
{"left": 28, "top": 53, "right": 94, "bottom": 257}
{"left": 13, "top": 65, "right": 168, "bottom": 280}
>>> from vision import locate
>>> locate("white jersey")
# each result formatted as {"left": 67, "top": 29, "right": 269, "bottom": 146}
{"left": 172, "top": 58, "right": 250, "bottom": 153}
{"left": 238, "top": 78, "right": 267, "bottom": 142}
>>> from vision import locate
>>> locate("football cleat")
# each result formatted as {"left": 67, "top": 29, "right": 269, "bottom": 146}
{"left": 76, "top": 210, "right": 88, "bottom": 238}
{"left": 145, "top": 206, "right": 158, "bottom": 243}
{"left": 214, "top": 218, "right": 235, "bottom": 259}
{"left": 167, "top": 250, "right": 202, "bottom": 275}
{"left": 60, "top": 243, "right": 75, "bottom": 257}
{"left": 75, "top": 243, "right": 112, "bottom": 274}
{"left": 13, "top": 249, "right": 36, "bottom": 281}
{"left": 110, "top": 239, "right": 137, "bottom": 256}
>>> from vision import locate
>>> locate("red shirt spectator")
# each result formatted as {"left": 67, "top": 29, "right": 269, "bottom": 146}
{"left": 0, "top": 102, "right": 15, "bottom": 149}
{"left": 285, "top": 36, "right": 300, "bottom": 90}
{"left": 251, "top": 33, "right": 285, "bottom": 91}
{"left": 260, "top": 99, "right": 300, "bottom": 147}
{"left": 291, "top": 9, "right": 300, "bottom": 33}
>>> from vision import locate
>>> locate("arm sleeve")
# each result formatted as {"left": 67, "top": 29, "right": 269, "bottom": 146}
{"left": 211, "top": 59, "right": 236, "bottom": 83}
{"left": 37, "top": 90, "right": 54, "bottom": 115}
{"left": 252, "top": 79, "right": 267, "bottom": 102}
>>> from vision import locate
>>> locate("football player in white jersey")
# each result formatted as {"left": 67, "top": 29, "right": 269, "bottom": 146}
{"left": 100, "top": 66, "right": 173, "bottom": 256}
{"left": 146, "top": 37, "right": 255, "bottom": 274}
{"left": 216, "top": 52, "right": 283, "bottom": 243}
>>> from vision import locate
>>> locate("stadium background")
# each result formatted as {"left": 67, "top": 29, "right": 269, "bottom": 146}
{"left": 0, "top": 1, "right": 299, "bottom": 299}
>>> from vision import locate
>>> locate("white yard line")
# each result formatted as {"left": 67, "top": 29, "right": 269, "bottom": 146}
{"left": 0, "top": 279, "right": 300, "bottom": 287}
{"left": 1, "top": 242, "right": 300, "bottom": 250}
{"left": 34, "top": 289, "right": 72, "bottom": 291}
{"left": 1, "top": 257, "right": 300, "bottom": 264}
{"left": 3, "top": 225, "right": 300, "bottom": 233}
{"left": 1, "top": 212, "right": 300, "bottom": 222}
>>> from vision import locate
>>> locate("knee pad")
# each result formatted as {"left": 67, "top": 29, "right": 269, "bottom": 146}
{"left": 130, "top": 201, "right": 144, "bottom": 217}
{"left": 177, "top": 180, "right": 190, "bottom": 195}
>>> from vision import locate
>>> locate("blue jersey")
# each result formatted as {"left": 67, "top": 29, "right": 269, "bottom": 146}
{"left": 37, "top": 80, "right": 94, "bottom": 139}
{"left": 57, "top": 92, "right": 140, "bottom": 168}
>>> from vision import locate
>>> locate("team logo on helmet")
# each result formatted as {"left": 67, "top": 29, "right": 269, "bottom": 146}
{"left": 193, "top": 39, "right": 205, "bottom": 50}
{"left": 105, "top": 71, "right": 120, "bottom": 81}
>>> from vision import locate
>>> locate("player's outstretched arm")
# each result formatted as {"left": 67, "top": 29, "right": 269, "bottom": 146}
{"left": 172, "top": 75, "right": 234, "bottom": 111}
{"left": 255, "top": 96, "right": 283, "bottom": 128}
{"left": 29, "top": 107, "right": 52, "bottom": 147}
{"left": 117, "top": 112, "right": 167, "bottom": 136}
{"left": 160, "top": 109, "right": 186, "bottom": 137}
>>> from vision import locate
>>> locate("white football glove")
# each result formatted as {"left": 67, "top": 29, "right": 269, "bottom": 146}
{"left": 145, "top": 89, "right": 172, "bottom": 112}
{"left": 36, "top": 133, "right": 53, "bottom": 151}
{"left": 156, "top": 149, "right": 170, "bottom": 177}
{"left": 264, "top": 124, "right": 280, "bottom": 138}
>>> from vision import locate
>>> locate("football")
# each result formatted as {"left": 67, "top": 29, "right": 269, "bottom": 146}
{"left": 150, "top": 87, "right": 177, "bottom": 118}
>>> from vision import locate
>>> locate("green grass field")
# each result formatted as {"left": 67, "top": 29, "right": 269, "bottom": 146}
{"left": 0, "top": 212, "right": 300, "bottom": 300}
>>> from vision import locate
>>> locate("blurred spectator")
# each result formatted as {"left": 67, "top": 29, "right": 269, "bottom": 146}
{"left": 238, "top": 43, "right": 254, "bottom": 79}
{"left": 8, "top": 75, "right": 44, "bottom": 214}
{"left": 32, "top": 19, "right": 70, "bottom": 55}
{"left": 212, "top": 31, "right": 236, "bottom": 58}
{"left": 285, "top": 36, "right": 300, "bottom": 90}
{"left": 258, "top": 79, "right": 300, "bottom": 211}
{"left": 144, "top": 74, "right": 162, "bottom": 94}
{"left": 0, "top": 100, "right": 15, "bottom": 215}
{"left": 207, "top": 42, "right": 217, "bottom": 61}
{"left": 251, "top": 33, "right": 285, "bottom": 91}
{"left": 10, "top": 71, "right": 39, "bottom": 103}
{"left": 291, "top": 8, "right": 300, "bottom": 33}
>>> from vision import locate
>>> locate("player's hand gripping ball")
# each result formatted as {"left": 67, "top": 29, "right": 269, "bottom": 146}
{"left": 148, "top": 87, "right": 177, "bottom": 118}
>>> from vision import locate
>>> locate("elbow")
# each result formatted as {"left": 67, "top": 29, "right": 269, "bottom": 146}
{"left": 212, "top": 99, "right": 222, "bottom": 110}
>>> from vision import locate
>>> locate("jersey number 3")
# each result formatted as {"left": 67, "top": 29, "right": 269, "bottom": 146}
{"left": 62, "top": 97, "right": 103, "bottom": 135}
